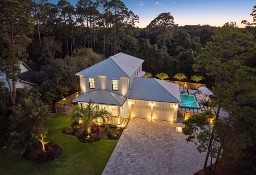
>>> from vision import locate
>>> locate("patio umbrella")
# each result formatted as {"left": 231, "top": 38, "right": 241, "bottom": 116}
{"left": 198, "top": 86, "right": 213, "bottom": 96}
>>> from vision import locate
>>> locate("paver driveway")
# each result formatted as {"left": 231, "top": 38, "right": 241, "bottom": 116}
{"left": 102, "top": 118, "right": 206, "bottom": 175}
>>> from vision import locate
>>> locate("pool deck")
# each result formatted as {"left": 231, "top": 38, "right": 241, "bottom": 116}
{"left": 180, "top": 94, "right": 200, "bottom": 109}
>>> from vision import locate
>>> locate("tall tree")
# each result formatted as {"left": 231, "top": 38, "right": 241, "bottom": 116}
{"left": 147, "top": 12, "right": 174, "bottom": 29}
{"left": 242, "top": 5, "right": 256, "bottom": 26}
{"left": 193, "top": 23, "right": 256, "bottom": 174}
{"left": 0, "top": 0, "right": 33, "bottom": 105}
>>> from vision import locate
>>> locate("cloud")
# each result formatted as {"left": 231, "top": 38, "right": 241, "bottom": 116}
{"left": 137, "top": 2, "right": 144, "bottom": 7}
{"left": 154, "top": 1, "right": 163, "bottom": 6}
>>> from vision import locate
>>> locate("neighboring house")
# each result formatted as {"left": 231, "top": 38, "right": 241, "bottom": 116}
{"left": 74, "top": 53, "right": 181, "bottom": 122}
{"left": 0, "top": 61, "right": 37, "bottom": 89}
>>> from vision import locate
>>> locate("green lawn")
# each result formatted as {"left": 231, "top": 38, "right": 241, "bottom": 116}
{"left": 0, "top": 115, "right": 118, "bottom": 175}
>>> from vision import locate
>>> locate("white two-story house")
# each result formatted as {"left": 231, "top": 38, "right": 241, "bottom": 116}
{"left": 74, "top": 53, "right": 181, "bottom": 122}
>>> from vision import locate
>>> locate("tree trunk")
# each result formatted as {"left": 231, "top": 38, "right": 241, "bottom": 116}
{"left": 203, "top": 102, "right": 222, "bottom": 174}
{"left": 213, "top": 145, "right": 222, "bottom": 175}
{"left": 6, "top": 77, "right": 16, "bottom": 106}
{"left": 37, "top": 21, "right": 41, "bottom": 46}
{"left": 204, "top": 128, "right": 215, "bottom": 174}
{"left": 66, "top": 37, "right": 69, "bottom": 56}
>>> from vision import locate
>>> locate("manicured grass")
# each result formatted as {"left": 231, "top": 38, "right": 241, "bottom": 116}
{"left": 0, "top": 115, "right": 118, "bottom": 175}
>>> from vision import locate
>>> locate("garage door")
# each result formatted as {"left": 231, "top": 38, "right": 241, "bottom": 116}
{"left": 131, "top": 104, "right": 151, "bottom": 119}
{"left": 153, "top": 106, "right": 174, "bottom": 121}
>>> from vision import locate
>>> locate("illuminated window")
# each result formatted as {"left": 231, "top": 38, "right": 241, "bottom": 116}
{"left": 89, "top": 78, "right": 95, "bottom": 89}
{"left": 128, "top": 79, "right": 130, "bottom": 89}
{"left": 112, "top": 80, "right": 118, "bottom": 91}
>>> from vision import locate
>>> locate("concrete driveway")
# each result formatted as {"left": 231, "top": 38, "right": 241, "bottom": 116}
{"left": 102, "top": 118, "right": 206, "bottom": 175}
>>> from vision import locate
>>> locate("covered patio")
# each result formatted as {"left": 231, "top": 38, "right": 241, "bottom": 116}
{"left": 73, "top": 89, "right": 129, "bottom": 127}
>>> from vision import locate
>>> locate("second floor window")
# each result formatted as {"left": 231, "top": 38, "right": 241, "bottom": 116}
{"left": 89, "top": 78, "right": 95, "bottom": 89}
{"left": 112, "top": 80, "right": 118, "bottom": 91}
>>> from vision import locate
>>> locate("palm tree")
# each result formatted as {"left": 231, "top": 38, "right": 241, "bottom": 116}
{"left": 144, "top": 72, "right": 153, "bottom": 78}
{"left": 173, "top": 73, "right": 187, "bottom": 85}
{"left": 191, "top": 75, "right": 204, "bottom": 88}
{"left": 156, "top": 72, "right": 169, "bottom": 80}
{"left": 72, "top": 101, "right": 110, "bottom": 135}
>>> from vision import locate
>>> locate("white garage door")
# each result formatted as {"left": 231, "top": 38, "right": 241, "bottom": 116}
{"left": 153, "top": 106, "right": 174, "bottom": 121}
{"left": 131, "top": 104, "right": 151, "bottom": 119}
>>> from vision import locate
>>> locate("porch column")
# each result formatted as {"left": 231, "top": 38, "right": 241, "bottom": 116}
{"left": 118, "top": 106, "right": 121, "bottom": 125}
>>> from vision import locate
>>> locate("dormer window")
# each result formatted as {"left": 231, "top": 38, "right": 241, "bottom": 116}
{"left": 89, "top": 78, "right": 95, "bottom": 89}
{"left": 112, "top": 80, "right": 118, "bottom": 91}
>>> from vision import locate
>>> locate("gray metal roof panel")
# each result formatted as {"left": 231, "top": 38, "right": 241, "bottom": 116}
{"left": 111, "top": 53, "right": 144, "bottom": 76}
{"left": 73, "top": 90, "right": 126, "bottom": 106}
{"left": 76, "top": 57, "right": 128, "bottom": 79}
{"left": 128, "top": 78, "right": 180, "bottom": 103}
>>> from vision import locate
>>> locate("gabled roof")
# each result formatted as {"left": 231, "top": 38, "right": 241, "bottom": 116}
{"left": 76, "top": 53, "right": 144, "bottom": 79}
{"left": 155, "top": 79, "right": 181, "bottom": 102}
{"left": 19, "top": 71, "right": 44, "bottom": 85}
{"left": 73, "top": 90, "right": 126, "bottom": 106}
{"left": 128, "top": 77, "right": 181, "bottom": 103}
{"left": 19, "top": 61, "right": 31, "bottom": 71}
{"left": 111, "top": 53, "right": 144, "bottom": 77}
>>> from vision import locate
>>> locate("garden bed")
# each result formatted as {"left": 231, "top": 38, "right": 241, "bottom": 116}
{"left": 62, "top": 121, "right": 125, "bottom": 143}
{"left": 22, "top": 141, "right": 62, "bottom": 162}
{"left": 0, "top": 115, "right": 118, "bottom": 175}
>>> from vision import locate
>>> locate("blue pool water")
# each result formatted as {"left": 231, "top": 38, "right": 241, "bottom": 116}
{"left": 180, "top": 95, "right": 199, "bottom": 108}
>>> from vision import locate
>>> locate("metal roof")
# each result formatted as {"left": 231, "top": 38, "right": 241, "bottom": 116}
{"left": 155, "top": 79, "right": 181, "bottom": 102}
{"left": 111, "top": 53, "right": 144, "bottom": 77}
{"left": 76, "top": 53, "right": 144, "bottom": 79}
{"left": 73, "top": 90, "right": 126, "bottom": 106}
{"left": 128, "top": 78, "right": 181, "bottom": 103}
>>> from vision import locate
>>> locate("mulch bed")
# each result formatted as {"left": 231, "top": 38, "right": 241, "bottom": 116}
{"left": 22, "top": 141, "right": 62, "bottom": 162}
{"left": 62, "top": 121, "right": 124, "bottom": 143}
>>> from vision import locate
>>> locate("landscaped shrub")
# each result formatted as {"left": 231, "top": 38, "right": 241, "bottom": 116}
{"left": 23, "top": 141, "right": 62, "bottom": 162}
{"left": 62, "top": 126, "right": 74, "bottom": 135}
{"left": 107, "top": 127, "right": 124, "bottom": 140}
{"left": 62, "top": 120, "right": 125, "bottom": 143}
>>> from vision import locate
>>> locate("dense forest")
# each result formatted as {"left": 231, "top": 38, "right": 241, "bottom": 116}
{"left": 0, "top": 0, "right": 256, "bottom": 174}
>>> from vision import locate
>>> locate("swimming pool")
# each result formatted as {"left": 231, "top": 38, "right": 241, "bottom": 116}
{"left": 180, "top": 95, "right": 200, "bottom": 108}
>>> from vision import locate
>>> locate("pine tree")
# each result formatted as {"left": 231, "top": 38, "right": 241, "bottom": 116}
{"left": 0, "top": 0, "right": 33, "bottom": 105}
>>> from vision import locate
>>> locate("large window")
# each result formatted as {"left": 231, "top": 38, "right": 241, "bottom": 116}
{"left": 89, "top": 78, "right": 95, "bottom": 89}
{"left": 112, "top": 80, "right": 118, "bottom": 91}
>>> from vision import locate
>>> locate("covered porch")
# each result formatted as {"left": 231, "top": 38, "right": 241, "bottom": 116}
{"left": 73, "top": 90, "right": 129, "bottom": 127}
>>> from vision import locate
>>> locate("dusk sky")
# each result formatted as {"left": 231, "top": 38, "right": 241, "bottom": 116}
{"left": 49, "top": 0, "right": 255, "bottom": 28}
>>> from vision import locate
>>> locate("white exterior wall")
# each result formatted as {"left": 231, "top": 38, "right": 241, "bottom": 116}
{"left": 83, "top": 77, "right": 94, "bottom": 93}
{"left": 16, "top": 81, "right": 32, "bottom": 89}
{"left": 79, "top": 75, "right": 86, "bottom": 93}
{"left": 0, "top": 62, "right": 32, "bottom": 90}
{"left": 118, "top": 77, "right": 128, "bottom": 96}
{"left": 0, "top": 74, "right": 32, "bottom": 90}
{"left": 107, "top": 79, "right": 112, "bottom": 91}
{"left": 20, "top": 64, "right": 30, "bottom": 73}
{"left": 127, "top": 99, "right": 179, "bottom": 122}
{"left": 95, "top": 76, "right": 107, "bottom": 90}
{"left": 120, "top": 100, "right": 129, "bottom": 118}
